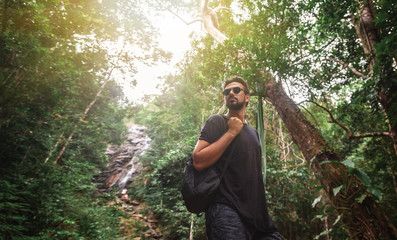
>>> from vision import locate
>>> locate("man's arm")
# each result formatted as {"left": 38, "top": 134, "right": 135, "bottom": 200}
{"left": 193, "top": 117, "right": 243, "bottom": 171}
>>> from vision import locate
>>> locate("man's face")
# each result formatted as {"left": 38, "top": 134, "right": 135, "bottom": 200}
{"left": 223, "top": 82, "right": 249, "bottom": 110}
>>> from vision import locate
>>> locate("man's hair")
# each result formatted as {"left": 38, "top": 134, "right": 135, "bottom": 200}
{"left": 223, "top": 76, "right": 250, "bottom": 95}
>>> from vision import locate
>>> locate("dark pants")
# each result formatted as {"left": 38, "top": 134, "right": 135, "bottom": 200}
{"left": 205, "top": 203, "right": 282, "bottom": 240}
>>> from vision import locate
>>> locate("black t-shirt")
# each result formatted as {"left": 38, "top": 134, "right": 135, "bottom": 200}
{"left": 199, "top": 114, "right": 278, "bottom": 233}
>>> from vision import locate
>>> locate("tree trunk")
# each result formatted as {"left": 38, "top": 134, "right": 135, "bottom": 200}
{"left": 353, "top": 0, "right": 397, "bottom": 157}
{"left": 265, "top": 79, "right": 397, "bottom": 239}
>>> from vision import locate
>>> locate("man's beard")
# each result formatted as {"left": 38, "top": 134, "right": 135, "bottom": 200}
{"left": 226, "top": 99, "right": 245, "bottom": 110}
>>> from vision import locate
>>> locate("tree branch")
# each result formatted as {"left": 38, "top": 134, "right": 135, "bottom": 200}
{"left": 213, "top": 6, "right": 232, "bottom": 13}
{"left": 200, "top": 0, "right": 227, "bottom": 44}
{"left": 303, "top": 100, "right": 391, "bottom": 139}
{"left": 330, "top": 57, "right": 367, "bottom": 78}
{"left": 166, "top": 8, "right": 201, "bottom": 25}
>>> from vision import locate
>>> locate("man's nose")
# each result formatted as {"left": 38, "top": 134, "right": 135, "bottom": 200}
{"left": 228, "top": 91, "right": 236, "bottom": 98}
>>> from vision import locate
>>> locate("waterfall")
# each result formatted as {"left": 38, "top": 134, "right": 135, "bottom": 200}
{"left": 95, "top": 124, "right": 150, "bottom": 193}
{"left": 118, "top": 156, "right": 138, "bottom": 189}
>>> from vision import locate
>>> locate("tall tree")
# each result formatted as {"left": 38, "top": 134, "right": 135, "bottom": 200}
{"left": 352, "top": 0, "right": 397, "bottom": 155}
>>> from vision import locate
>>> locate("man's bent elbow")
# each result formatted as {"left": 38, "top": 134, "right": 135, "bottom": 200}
{"left": 192, "top": 155, "right": 206, "bottom": 172}
{"left": 193, "top": 162, "right": 205, "bottom": 172}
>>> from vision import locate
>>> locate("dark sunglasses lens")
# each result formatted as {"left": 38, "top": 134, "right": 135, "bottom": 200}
{"left": 233, "top": 87, "right": 241, "bottom": 94}
{"left": 223, "top": 87, "right": 243, "bottom": 95}
{"left": 223, "top": 89, "right": 231, "bottom": 95}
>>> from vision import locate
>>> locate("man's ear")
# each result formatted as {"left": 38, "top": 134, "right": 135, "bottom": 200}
{"left": 245, "top": 94, "right": 250, "bottom": 104}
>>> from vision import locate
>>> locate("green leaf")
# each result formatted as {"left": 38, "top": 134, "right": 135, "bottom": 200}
{"left": 355, "top": 194, "right": 366, "bottom": 203}
{"left": 312, "top": 195, "right": 322, "bottom": 208}
{"left": 315, "top": 229, "right": 331, "bottom": 239}
{"left": 319, "top": 160, "right": 340, "bottom": 165}
{"left": 333, "top": 185, "right": 343, "bottom": 196}
{"left": 333, "top": 215, "right": 341, "bottom": 225}
{"left": 341, "top": 159, "right": 354, "bottom": 168}
{"left": 350, "top": 168, "right": 371, "bottom": 187}
{"left": 368, "top": 187, "right": 382, "bottom": 200}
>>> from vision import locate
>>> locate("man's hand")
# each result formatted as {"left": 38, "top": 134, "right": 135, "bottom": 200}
{"left": 193, "top": 117, "right": 243, "bottom": 171}
{"left": 228, "top": 117, "right": 243, "bottom": 137}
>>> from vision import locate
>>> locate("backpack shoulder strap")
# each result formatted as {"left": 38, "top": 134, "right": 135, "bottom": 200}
{"left": 219, "top": 114, "right": 231, "bottom": 178}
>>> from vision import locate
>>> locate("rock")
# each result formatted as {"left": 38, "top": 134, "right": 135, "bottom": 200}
{"left": 94, "top": 125, "right": 150, "bottom": 192}
{"left": 148, "top": 219, "right": 159, "bottom": 223}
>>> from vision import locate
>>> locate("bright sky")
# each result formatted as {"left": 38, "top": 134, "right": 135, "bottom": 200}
{"left": 122, "top": 12, "right": 202, "bottom": 104}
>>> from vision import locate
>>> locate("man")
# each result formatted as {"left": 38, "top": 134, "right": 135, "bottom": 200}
{"left": 193, "top": 76, "right": 281, "bottom": 240}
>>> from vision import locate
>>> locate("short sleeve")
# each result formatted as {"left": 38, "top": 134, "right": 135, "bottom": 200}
{"left": 199, "top": 114, "right": 228, "bottom": 144}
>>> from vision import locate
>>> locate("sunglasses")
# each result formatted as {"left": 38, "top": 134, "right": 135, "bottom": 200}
{"left": 223, "top": 87, "right": 245, "bottom": 96}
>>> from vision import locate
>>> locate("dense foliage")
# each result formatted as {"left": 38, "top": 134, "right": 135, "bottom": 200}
{"left": 1, "top": 0, "right": 396, "bottom": 239}
{"left": 0, "top": 0, "right": 167, "bottom": 239}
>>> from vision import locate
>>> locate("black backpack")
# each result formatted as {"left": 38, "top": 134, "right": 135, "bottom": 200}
{"left": 181, "top": 116, "right": 230, "bottom": 214}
